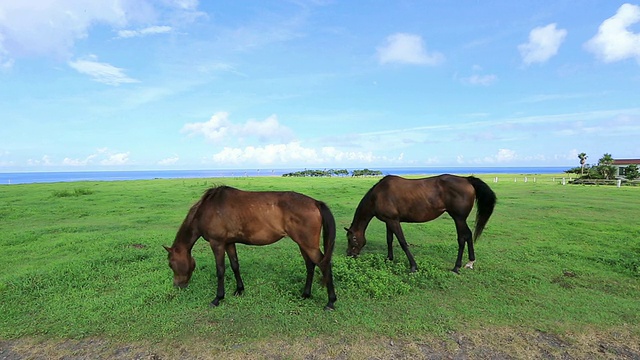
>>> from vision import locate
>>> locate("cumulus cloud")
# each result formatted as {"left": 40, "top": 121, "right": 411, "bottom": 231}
{"left": 462, "top": 74, "right": 498, "bottom": 86}
{"left": 158, "top": 155, "right": 180, "bottom": 165}
{"left": 26, "top": 155, "right": 53, "bottom": 166}
{"left": 377, "top": 33, "right": 444, "bottom": 65}
{"left": 182, "top": 112, "right": 231, "bottom": 142}
{"left": 585, "top": 3, "right": 640, "bottom": 63}
{"left": 518, "top": 23, "right": 567, "bottom": 65}
{"left": 68, "top": 55, "right": 139, "bottom": 85}
{"left": 117, "top": 25, "right": 172, "bottom": 38}
{"left": 101, "top": 152, "right": 130, "bottom": 165}
{"left": 62, "top": 154, "right": 98, "bottom": 166}
{"left": 62, "top": 148, "right": 130, "bottom": 167}
{"left": 495, "top": 148, "right": 517, "bottom": 162}
{"left": 472, "top": 148, "right": 546, "bottom": 164}
{"left": 210, "top": 142, "right": 379, "bottom": 166}
{"left": 181, "top": 112, "right": 295, "bottom": 143}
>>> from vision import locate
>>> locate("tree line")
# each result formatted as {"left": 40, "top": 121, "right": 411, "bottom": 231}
{"left": 565, "top": 152, "right": 639, "bottom": 180}
{"left": 282, "top": 169, "right": 383, "bottom": 177}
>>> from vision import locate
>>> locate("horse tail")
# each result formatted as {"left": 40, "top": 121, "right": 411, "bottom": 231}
{"left": 467, "top": 176, "right": 497, "bottom": 243}
{"left": 316, "top": 201, "right": 336, "bottom": 285}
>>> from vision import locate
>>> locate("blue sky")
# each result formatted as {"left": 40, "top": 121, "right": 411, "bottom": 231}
{"left": 1, "top": 1, "right": 639, "bottom": 171}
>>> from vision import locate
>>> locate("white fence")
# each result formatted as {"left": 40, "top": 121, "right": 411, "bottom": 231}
{"left": 489, "top": 176, "right": 638, "bottom": 187}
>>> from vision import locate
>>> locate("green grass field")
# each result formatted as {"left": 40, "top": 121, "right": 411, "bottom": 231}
{"left": 1, "top": 174, "right": 639, "bottom": 358}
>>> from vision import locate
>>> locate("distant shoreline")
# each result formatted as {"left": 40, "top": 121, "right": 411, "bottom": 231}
{"left": 0, "top": 166, "right": 570, "bottom": 185}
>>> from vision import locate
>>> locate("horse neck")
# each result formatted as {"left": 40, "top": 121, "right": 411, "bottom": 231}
{"left": 172, "top": 222, "right": 198, "bottom": 252}
{"left": 351, "top": 195, "right": 375, "bottom": 233}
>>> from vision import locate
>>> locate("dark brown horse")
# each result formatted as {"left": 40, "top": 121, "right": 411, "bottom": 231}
{"left": 165, "top": 186, "right": 337, "bottom": 310}
{"left": 345, "top": 174, "right": 496, "bottom": 273}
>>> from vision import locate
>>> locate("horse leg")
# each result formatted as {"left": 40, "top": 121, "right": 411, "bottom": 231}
{"left": 300, "top": 245, "right": 337, "bottom": 310}
{"left": 452, "top": 217, "right": 473, "bottom": 274}
{"left": 299, "top": 249, "right": 315, "bottom": 299}
{"left": 387, "top": 221, "right": 418, "bottom": 272}
{"left": 209, "top": 242, "right": 226, "bottom": 307}
{"left": 385, "top": 224, "right": 394, "bottom": 261}
{"left": 464, "top": 228, "right": 476, "bottom": 270}
{"left": 322, "top": 263, "right": 337, "bottom": 311}
{"left": 225, "top": 243, "right": 244, "bottom": 296}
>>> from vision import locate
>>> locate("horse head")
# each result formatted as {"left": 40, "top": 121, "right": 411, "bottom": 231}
{"left": 164, "top": 245, "right": 196, "bottom": 288}
{"left": 344, "top": 226, "right": 366, "bottom": 257}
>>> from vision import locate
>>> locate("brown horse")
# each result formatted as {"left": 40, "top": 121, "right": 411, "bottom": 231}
{"left": 345, "top": 174, "right": 496, "bottom": 273}
{"left": 164, "top": 185, "right": 337, "bottom": 310}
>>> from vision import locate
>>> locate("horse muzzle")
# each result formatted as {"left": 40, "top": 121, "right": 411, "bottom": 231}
{"left": 173, "top": 281, "right": 189, "bottom": 289}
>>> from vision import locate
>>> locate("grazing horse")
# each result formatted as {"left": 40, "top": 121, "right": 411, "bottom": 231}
{"left": 345, "top": 174, "right": 496, "bottom": 273}
{"left": 164, "top": 186, "right": 337, "bottom": 310}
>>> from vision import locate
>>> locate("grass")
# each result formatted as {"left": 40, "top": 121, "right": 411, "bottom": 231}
{"left": 0, "top": 174, "right": 639, "bottom": 357}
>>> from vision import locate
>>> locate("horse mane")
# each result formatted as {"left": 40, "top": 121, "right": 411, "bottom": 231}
{"left": 351, "top": 176, "right": 388, "bottom": 226}
{"left": 185, "top": 185, "right": 229, "bottom": 222}
{"left": 173, "top": 185, "right": 235, "bottom": 247}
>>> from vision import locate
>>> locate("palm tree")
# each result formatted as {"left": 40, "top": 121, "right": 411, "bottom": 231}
{"left": 598, "top": 153, "right": 615, "bottom": 179}
{"left": 578, "top": 152, "right": 588, "bottom": 176}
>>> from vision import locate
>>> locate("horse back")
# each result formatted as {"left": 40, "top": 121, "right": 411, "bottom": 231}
{"left": 195, "top": 187, "right": 323, "bottom": 245}
{"left": 370, "top": 175, "right": 474, "bottom": 221}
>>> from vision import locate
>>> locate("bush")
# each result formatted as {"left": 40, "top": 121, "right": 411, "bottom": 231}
{"left": 625, "top": 164, "right": 639, "bottom": 180}
{"left": 52, "top": 188, "right": 94, "bottom": 198}
{"left": 332, "top": 254, "right": 451, "bottom": 299}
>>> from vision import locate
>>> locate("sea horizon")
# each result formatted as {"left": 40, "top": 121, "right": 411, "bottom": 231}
{"left": 0, "top": 166, "right": 572, "bottom": 185}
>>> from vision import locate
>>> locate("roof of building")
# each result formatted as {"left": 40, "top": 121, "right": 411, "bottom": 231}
{"left": 612, "top": 159, "right": 640, "bottom": 165}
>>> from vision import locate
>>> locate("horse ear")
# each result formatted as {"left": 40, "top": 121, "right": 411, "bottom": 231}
{"left": 344, "top": 227, "right": 349, "bottom": 232}
{"left": 163, "top": 245, "right": 172, "bottom": 253}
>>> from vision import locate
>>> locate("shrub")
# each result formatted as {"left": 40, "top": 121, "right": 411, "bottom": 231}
{"left": 52, "top": 188, "right": 94, "bottom": 198}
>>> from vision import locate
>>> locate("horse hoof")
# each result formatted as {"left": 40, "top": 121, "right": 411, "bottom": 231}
{"left": 451, "top": 268, "right": 460, "bottom": 274}
{"left": 209, "top": 298, "right": 222, "bottom": 307}
{"left": 324, "top": 305, "right": 335, "bottom": 311}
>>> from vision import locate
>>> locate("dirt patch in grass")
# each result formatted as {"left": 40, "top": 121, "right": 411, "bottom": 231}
{"left": 2, "top": 327, "right": 639, "bottom": 359}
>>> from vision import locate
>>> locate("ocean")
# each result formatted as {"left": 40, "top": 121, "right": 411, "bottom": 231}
{"left": 0, "top": 167, "right": 570, "bottom": 185}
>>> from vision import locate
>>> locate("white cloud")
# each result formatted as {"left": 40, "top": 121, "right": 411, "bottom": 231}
{"left": 463, "top": 74, "right": 498, "bottom": 86}
{"left": 68, "top": 55, "right": 139, "bottom": 86}
{"left": 585, "top": 3, "right": 640, "bottom": 63}
{"left": 27, "top": 156, "right": 53, "bottom": 166}
{"left": 240, "top": 115, "right": 294, "bottom": 142}
{"left": 101, "top": 152, "right": 130, "bottom": 165}
{"left": 0, "top": 0, "right": 202, "bottom": 64}
{"left": 496, "top": 148, "right": 517, "bottom": 162}
{"left": 518, "top": 23, "right": 567, "bottom": 65}
{"left": 377, "top": 33, "right": 444, "bottom": 65}
{"left": 158, "top": 155, "right": 180, "bottom": 165}
{"left": 0, "top": 1, "right": 130, "bottom": 61}
{"left": 181, "top": 112, "right": 294, "bottom": 143}
{"left": 210, "top": 142, "right": 381, "bottom": 166}
{"left": 166, "top": 0, "right": 200, "bottom": 11}
{"left": 181, "top": 112, "right": 232, "bottom": 142}
{"left": 63, "top": 154, "right": 97, "bottom": 166}
{"left": 117, "top": 25, "right": 172, "bottom": 38}
{"left": 60, "top": 148, "right": 129, "bottom": 167}
{"left": 469, "top": 149, "right": 546, "bottom": 164}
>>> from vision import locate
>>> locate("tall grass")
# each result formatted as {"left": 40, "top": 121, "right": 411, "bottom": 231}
{"left": 0, "top": 174, "right": 638, "bottom": 348}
